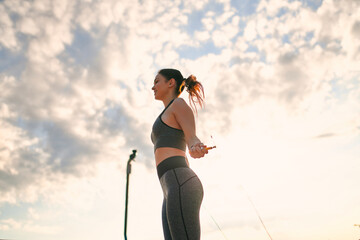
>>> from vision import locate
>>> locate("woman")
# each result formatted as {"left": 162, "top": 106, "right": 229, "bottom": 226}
{"left": 151, "top": 68, "right": 209, "bottom": 240}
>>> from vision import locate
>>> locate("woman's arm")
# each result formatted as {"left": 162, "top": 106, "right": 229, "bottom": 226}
{"left": 172, "top": 98, "right": 208, "bottom": 159}
{"left": 185, "top": 155, "right": 190, "bottom": 167}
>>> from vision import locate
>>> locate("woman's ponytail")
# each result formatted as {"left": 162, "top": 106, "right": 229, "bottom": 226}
{"left": 184, "top": 75, "right": 205, "bottom": 114}
{"left": 157, "top": 68, "right": 205, "bottom": 114}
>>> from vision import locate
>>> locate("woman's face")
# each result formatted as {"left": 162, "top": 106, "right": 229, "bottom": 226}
{"left": 152, "top": 74, "right": 168, "bottom": 100}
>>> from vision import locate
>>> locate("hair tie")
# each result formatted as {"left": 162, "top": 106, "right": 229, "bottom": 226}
{"left": 184, "top": 77, "right": 190, "bottom": 88}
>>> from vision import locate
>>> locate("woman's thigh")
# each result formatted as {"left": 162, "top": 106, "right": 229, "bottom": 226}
{"left": 165, "top": 168, "right": 204, "bottom": 240}
{"left": 162, "top": 199, "right": 172, "bottom": 240}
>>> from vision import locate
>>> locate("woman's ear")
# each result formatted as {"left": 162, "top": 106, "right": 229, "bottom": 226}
{"left": 168, "top": 78, "right": 176, "bottom": 87}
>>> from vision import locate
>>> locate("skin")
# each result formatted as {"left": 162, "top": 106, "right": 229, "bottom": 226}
{"left": 152, "top": 73, "right": 208, "bottom": 167}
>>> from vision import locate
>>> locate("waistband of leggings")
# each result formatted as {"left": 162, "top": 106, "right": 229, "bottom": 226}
{"left": 156, "top": 156, "right": 189, "bottom": 179}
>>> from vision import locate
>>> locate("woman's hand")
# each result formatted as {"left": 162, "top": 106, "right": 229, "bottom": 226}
{"left": 189, "top": 142, "right": 208, "bottom": 159}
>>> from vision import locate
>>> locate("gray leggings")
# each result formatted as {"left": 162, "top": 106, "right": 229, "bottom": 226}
{"left": 159, "top": 166, "right": 204, "bottom": 240}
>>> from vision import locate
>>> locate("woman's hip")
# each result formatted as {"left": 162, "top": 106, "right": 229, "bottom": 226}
{"left": 158, "top": 158, "right": 203, "bottom": 198}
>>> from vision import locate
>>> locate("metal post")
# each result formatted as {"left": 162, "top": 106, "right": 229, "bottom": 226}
{"left": 124, "top": 149, "right": 137, "bottom": 240}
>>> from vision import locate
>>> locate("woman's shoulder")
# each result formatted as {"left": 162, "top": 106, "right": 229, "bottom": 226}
{"left": 173, "top": 97, "right": 186, "bottom": 104}
{"left": 173, "top": 97, "right": 187, "bottom": 107}
{"left": 172, "top": 97, "right": 191, "bottom": 112}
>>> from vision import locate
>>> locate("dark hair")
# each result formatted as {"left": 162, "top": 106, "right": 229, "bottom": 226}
{"left": 158, "top": 68, "right": 205, "bottom": 113}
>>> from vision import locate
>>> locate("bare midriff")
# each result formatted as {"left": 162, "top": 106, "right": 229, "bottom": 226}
{"left": 155, "top": 147, "right": 188, "bottom": 167}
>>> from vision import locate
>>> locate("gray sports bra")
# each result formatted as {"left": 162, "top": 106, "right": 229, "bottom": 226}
{"left": 151, "top": 98, "right": 186, "bottom": 152}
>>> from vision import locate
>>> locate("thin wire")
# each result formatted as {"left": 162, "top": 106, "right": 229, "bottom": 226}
{"left": 241, "top": 186, "right": 274, "bottom": 240}
{"left": 202, "top": 204, "right": 229, "bottom": 240}
{"left": 207, "top": 134, "right": 274, "bottom": 240}
{"left": 201, "top": 135, "right": 229, "bottom": 240}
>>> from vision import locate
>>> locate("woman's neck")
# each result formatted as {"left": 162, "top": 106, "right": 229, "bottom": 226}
{"left": 162, "top": 95, "right": 177, "bottom": 107}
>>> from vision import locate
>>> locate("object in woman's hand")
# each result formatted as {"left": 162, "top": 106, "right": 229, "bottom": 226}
{"left": 203, "top": 146, "right": 216, "bottom": 150}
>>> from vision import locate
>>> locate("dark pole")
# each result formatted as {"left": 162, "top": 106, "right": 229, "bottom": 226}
{"left": 124, "top": 149, "right": 137, "bottom": 240}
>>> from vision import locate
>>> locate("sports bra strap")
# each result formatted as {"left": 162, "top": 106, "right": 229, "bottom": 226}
{"left": 160, "top": 98, "right": 176, "bottom": 117}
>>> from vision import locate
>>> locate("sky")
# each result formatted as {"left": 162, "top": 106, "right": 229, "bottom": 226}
{"left": 0, "top": 0, "right": 359, "bottom": 239}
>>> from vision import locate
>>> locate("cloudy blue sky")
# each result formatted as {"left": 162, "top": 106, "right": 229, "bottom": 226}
{"left": 0, "top": 0, "right": 359, "bottom": 239}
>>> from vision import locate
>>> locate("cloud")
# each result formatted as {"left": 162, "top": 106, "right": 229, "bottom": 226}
{"left": 314, "top": 132, "right": 337, "bottom": 138}
{"left": 0, "top": 4, "right": 19, "bottom": 50}
{"left": 0, "top": 0, "right": 226, "bottom": 206}
{"left": 0, "top": 0, "right": 359, "bottom": 239}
